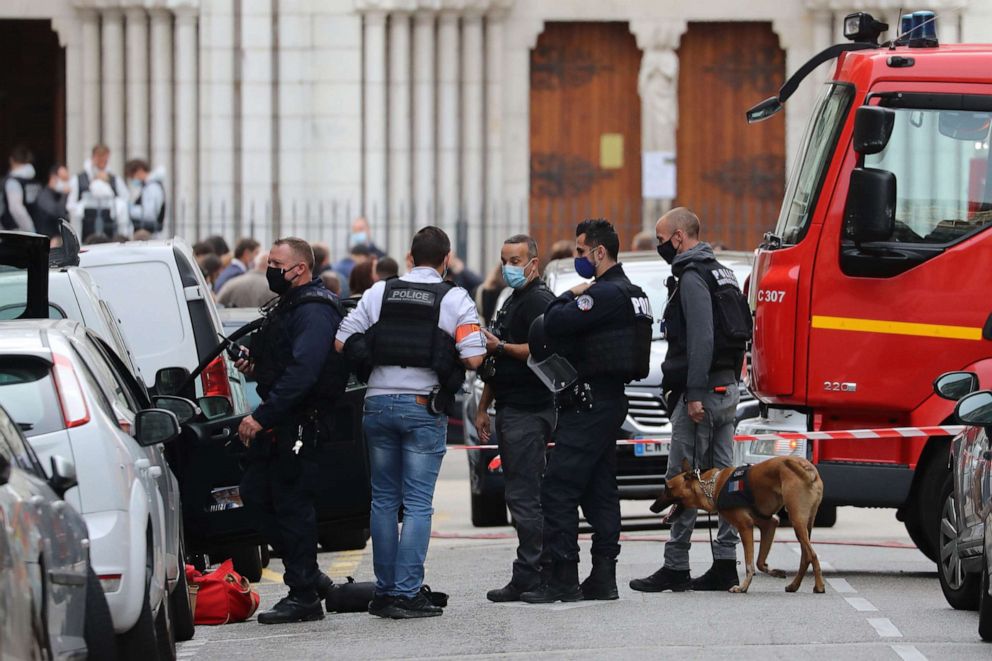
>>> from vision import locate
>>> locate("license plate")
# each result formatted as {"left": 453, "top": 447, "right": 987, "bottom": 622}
{"left": 634, "top": 442, "right": 667, "bottom": 457}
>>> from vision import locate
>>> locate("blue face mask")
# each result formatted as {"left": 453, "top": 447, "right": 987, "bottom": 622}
{"left": 502, "top": 260, "right": 532, "bottom": 289}
{"left": 350, "top": 231, "right": 368, "bottom": 247}
{"left": 574, "top": 255, "right": 597, "bottom": 279}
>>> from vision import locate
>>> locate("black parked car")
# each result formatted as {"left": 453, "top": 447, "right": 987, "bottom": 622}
{"left": 932, "top": 371, "right": 992, "bottom": 642}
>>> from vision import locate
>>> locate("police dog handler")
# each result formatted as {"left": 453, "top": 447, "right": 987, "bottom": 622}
{"left": 476, "top": 234, "right": 555, "bottom": 602}
{"left": 630, "top": 207, "right": 748, "bottom": 593}
{"left": 236, "top": 238, "right": 350, "bottom": 624}
{"left": 522, "top": 219, "right": 652, "bottom": 604}
{"left": 335, "top": 226, "right": 485, "bottom": 619}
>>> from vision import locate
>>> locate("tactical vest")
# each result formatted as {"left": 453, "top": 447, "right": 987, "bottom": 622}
{"left": 662, "top": 257, "right": 752, "bottom": 389}
{"left": 567, "top": 275, "right": 653, "bottom": 383}
{"left": 253, "top": 285, "right": 348, "bottom": 408}
{"left": 369, "top": 279, "right": 456, "bottom": 370}
{"left": 133, "top": 180, "right": 166, "bottom": 232}
{"left": 1, "top": 175, "right": 41, "bottom": 230}
{"left": 488, "top": 281, "right": 552, "bottom": 389}
{"left": 77, "top": 171, "right": 123, "bottom": 238}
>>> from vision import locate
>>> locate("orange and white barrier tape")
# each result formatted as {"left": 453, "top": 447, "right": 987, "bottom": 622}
{"left": 456, "top": 424, "right": 967, "bottom": 473}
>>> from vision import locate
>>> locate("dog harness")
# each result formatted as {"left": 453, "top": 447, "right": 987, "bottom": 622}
{"left": 715, "top": 466, "right": 774, "bottom": 520}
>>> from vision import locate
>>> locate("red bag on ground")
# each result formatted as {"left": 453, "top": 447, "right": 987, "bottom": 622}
{"left": 185, "top": 560, "right": 261, "bottom": 625}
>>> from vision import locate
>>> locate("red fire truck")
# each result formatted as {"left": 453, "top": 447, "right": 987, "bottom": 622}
{"left": 745, "top": 10, "right": 992, "bottom": 561}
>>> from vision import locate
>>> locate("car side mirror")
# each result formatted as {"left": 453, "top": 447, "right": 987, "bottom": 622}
{"left": 135, "top": 409, "right": 181, "bottom": 447}
{"left": 844, "top": 168, "right": 896, "bottom": 244}
{"left": 155, "top": 367, "right": 191, "bottom": 396}
{"left": 745, "top": 96, "right": 783, "bottom": 124}
{"left": 152, "top": 395, "right": 200, "bottom": 425}
{"left": 49, "top": 455, "right": 78, "bottom": 498}
{"left": 933, "top": 371, "right": 979, "bottom": 401}
{"left": 198, "top": 396, "right": 233, "bottom": 420}
{"left": 852, "top": 106, "right": 895, "bottom": 154}
{"left": 955, "top": 390, "right": 992, "bottom": 427}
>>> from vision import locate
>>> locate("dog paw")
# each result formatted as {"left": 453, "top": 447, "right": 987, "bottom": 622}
{"left": 769, "top": 569, "right": 787, "bottom": 578}
{"left": 814, "top": 586, "right": 825, "bottom": 594}
{"left": 730, "top": 585, "right": 743, "bottom": 593}
{"left": 785, "top": 584, "right": 799, "bottom": 593}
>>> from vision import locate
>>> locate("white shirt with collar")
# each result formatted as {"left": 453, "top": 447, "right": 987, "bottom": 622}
{"left": 336, "top": 266, "right": 486, "bottom": 397}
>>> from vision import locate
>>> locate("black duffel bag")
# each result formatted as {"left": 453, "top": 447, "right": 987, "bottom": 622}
{"left": 324, "top": 577, "right": 449, "bottom": 613}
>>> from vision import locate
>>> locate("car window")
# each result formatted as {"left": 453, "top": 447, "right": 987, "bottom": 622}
{"left": 0, "top": 358, "right": 65, "bottom": 438}
{"left": 69, "top": 348, "right": 117, "bottom": 424}
{"left": 98, "top": 299, "right": 138, "bottom": 368}
{"left": 72, "top": 337, "right": 139, "bottom": 418}
{"left": 88, "top": 332, "right": 150, "bottom": 409}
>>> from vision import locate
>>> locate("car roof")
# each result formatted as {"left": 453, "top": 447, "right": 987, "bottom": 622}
{"left": 78, "top": 237, "right": 193, "bottom": 264}
{"left": 0, "top": 319, "right": 83, "bottom": 360}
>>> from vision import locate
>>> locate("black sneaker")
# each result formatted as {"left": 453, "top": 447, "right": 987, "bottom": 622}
{"left": 385, "top": 593, "right": 443, "bottom": 619}
{"left": 257, "top": 595, "right": 324, "bottom": 624}
{"left": 629, "top": 567, "right": 691, "bottom": 593}
{"left": 690, "top": 560, "right": 739, "bottom": 592}
{"left": 368, "top": 593, "right": 396, "bottom": 618}
{"left": 420, "top": 585, "right": 448, "bottom": 608}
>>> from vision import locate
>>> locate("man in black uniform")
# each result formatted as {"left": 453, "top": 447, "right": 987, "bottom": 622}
{"left": 235, "top": 237, "right": 349, "bottom": 624}
{"left": 521, "top": 219, "right": 652, "bottom": 604}
{"left": 630, "top": 207, "right": 747, "bottom": 593}
{"left": 475, "top": 234, "right": 556, "bottom": 602}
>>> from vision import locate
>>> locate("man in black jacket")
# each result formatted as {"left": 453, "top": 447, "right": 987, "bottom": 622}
{"left": 475, "top": 234, "right": 556, "bottom": 602}
{"left": 236, "top": 237, "right": 348, "bottom": 624}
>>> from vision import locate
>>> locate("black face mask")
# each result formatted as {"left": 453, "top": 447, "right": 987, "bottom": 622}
{"left": 657, "top": 239, "right": 677, "bottom": 265}
{"left": 266, "top": 266, "right": 294, "bottom": 295}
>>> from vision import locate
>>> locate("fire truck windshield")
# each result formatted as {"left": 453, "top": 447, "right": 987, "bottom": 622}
{"left": 774, "top": 84, "right": 853, "bottom": 246}
{"left": 865, "top": 105, "right": 992, "bottom": 245}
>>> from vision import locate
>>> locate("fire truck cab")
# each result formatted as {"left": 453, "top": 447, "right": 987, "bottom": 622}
{"left": 746, "top": 11, "right": 992, "bottom": 561}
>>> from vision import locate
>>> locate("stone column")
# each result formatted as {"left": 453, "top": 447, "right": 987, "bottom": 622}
{"left": 149, "top": 9, "right": 173, "bottom": 222}
{"left": 502, "top": 18, "right": 543, "bottom": 233}
{"left": 239, "top": 0, "right": 273, "bottom": 238}
{"left": 413, "top": 12, "right": 435, "bottom": 226}
{"left": 174, "top": 8, "right": 198, "bottom": 238}
{"left": 52, "top": 14, "right": 85, "bottom": 173}
{"left": 388, "top": 12, "right": 412, "bottom": 254}
{"left": 79, "top": 9, "right": 101, "bottom": 167}
{"left": 437, "top": 12, "right": 459, "bottom": 243}
{"left": 363, "top": 11, "right": 388, "bottom": 234}
{"left": 125, "top": 8, "right": 149, "bottom": 160}
{"left": 485, "top": 12, "right": 505, "bottom": 265}
{"left": 462, "top": 12, "right": 485, "bottom": 269}
{"left": 101, "top": 9, "right": 126, "bottom": 174}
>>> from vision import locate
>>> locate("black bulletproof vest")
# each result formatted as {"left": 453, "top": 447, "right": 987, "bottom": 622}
{"left": 134, "top": 180, "right": 166, "bottom": 232}
{"left": 253, "top": 287, "right": 348, "bottom": 408}
{"left": 568, "top": 273, "right": 653, "bottom": 383}
{"left": 370, "top": 279, "right": 454, "bottom": 369}
{"left": 488, "top": 280, "right": 552, "bottom": 389}
{"left": 77, "top": 171, "right": 122, "bottom": 239}
{"left": 1, "top": 175, "right": 41, "bottom": 230}
{"left": 662, "top": 257, "right": 752, "bottom": 390}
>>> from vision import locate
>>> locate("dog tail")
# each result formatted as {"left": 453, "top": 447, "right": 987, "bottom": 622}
{"left": 785, "top": 458, "right": 820, "bottom": 484}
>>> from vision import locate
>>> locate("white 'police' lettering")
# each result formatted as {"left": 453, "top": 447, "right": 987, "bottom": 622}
{"left": 712, "top": 268, "right": 739, "bottom": 288}
{"left": 388, "top": 289, "right": 436, "bottom": 305}
{"left": 631, "top": 296, "right": 652, "bottom": 317}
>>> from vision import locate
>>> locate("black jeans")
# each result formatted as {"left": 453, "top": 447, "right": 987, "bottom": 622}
{"left": 495, "top": 405, "right": 555, "bottom": 585}
{"left": 541, "top": 395, "right": 628, "bottom": 563}
{"left": 240, "top": 431, "right": 321, "bottom": 600}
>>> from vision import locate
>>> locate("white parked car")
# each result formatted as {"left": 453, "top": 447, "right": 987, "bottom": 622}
{"left": 0, "top": 319, "right": 185, "bottom": 657}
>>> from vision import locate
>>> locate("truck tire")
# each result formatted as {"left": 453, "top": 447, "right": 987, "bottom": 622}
{"left": 814, "top": 505, "right": 837, "bottom": 528}
{"left": 169, "top": 538, "right": 195, "bottom": 642}
{"left": 979, "top": 558, "right": 992, "bottom": 642}
{"left": 906, "top": 445, "right": 950, "bottom": 562}
{"left": 84, "top": 566, "right": 118, "bottom": 661}
{"left": 318, "top": 527, "right": 369, "bottom": 552}
{"left": 229, "top": 544, "right": 263, "bottom": 583}
{"left": 937, "top": 474, "right": 980, "bottom": 610}
{"left": 471, "top": 492, "right": 507, "bottom": 527}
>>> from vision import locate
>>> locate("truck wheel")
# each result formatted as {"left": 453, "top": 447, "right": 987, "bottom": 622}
{"left": 814, "top": 505, "right": 837, "bottom": 528}
{"left": 318, "top": 528, "right": 369, "bottom": 552}
{"left": 937, "top": 475, "right": 980, "bottom": 610}
{"left": 229, "top": 544, "right": 263, "bottom": 583}
{"left": 471, "top": 492, "right": 507, "bottom": 527}
{"left": 979, "top": 557, "right": 992, "bottom": 641}
{"left": 169, "top": 538, "right": 195, "bottom": 642}
{"left": 84, "top": 566, "right": 118, "bottom": 661}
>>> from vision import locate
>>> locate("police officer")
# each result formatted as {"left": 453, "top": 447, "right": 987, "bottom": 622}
{"left": 630, "top": 207, "right": 745, "bottom": 593}
{"left": 475, "top": 234, "right": 556, "bottom": 602}
{"left": 1, "top": 146, "right": 40, "bottom": 231}
{"left": 521, "top": 219, "right": 652, "bottom": 604}
{"left": 236, "top": 237, "right": 349, "bottom": 624}
{"left": 335, "top": 226, "right": 485, "bottom": 619}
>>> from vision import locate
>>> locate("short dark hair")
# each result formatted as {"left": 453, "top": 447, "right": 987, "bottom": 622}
{"left": 375, "top": 256, "right": 399, "bottom": 279}
{"left": 273, "top": 236, "right": 314, "bottom": 270}
{"left": 575, "top": 219, "right": 619, "bottom": 260}
{"left": 410, "top": 226, "right": 450, "bottom": 267}
{"left": 48, "top": 163, "right": 65, "bottom": 178}
{"left": 192, "top": 241, "right": 214, "bottom": 257}
{"left": 349, "top": 244, "right": 371, "bottom": 258}
{"left": 312, "top": 243, "right": 329, "bottom": 268}
{"left": 504, "top": 234, "right": 538, "bottom": 260}
{"left": 125, "top": 159, "right": 149, "bottom": 177}
{"left": 234, "top": 237, "right": 260, "bottom": 260}
{"left": 349, "top": 260, "right": 375, "bottom": 297}
{"left": 9, "top": 145, "right": 32, "bottom": 164}
{"left": 205, "top": 235, "right": 230, "bottom": 256}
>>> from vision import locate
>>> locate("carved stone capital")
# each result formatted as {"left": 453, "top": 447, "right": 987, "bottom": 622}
{"left": 628, "top": 19, "right": 688, "bottom": 53}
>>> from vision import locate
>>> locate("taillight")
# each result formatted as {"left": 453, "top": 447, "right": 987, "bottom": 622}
{"left": 201, "top": 355, "right": 233, "bottom": 402}
{"left": 52, "top": 352, "right": 90, "bottom": 428}
{"left": 98, "top": 573, "right": 122, "bottom": 592}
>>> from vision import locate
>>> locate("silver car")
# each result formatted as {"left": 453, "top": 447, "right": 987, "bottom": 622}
{"left": 0, "top": 402, "right": 116, "bottom": 659}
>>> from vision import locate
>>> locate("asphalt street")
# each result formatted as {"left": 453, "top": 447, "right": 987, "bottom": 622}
{"left": 177, "top": 453, "right": 989, "bottom": 660}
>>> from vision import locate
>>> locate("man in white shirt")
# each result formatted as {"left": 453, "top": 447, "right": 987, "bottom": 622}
{"left": 335, "top": 226, "right": 485, "bottom": 619}
{"left": 67, "top": 144, "right": 130, "bottom": 239}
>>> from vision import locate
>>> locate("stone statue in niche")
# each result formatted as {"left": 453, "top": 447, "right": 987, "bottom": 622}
{"left": 638, "top": 47, "right": 679, "bottom": 153}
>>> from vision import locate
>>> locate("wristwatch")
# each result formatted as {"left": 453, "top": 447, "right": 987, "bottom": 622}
{"left": 496, "top": 341, "right": 506, "bottom": 355}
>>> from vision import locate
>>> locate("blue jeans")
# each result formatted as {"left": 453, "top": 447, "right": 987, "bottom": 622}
{"left": 363, "top": 394, "right": 447, "bottom": 598}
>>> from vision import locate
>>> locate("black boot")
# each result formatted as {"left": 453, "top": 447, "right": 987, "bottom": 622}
{"left": 520, "top": 561, "right": 583, "bottom": 604}
{"left": 487, "top": 579, "right": 539, "bottom": 603}
{"left": 257, "top": 594, "right": 324, "bottom": 624}
{"left": 690, "top": 559, "right": 740, "bottom": 591}
{"left": 315, "top": 572, "right": 334, "bottom": 601}
{"left": 629, "top": 566, "right": 691, "bottom": 593}
{"left": 580, "top": 557, "right": 619, "bottom": 600}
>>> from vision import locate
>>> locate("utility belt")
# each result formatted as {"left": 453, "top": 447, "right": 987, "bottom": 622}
{"left": 246, "top": 405, "right": 334, "bottom": 464}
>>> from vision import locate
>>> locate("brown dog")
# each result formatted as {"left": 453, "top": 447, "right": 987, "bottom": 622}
{"left": 651, "top": 456, "right": 826, "bottom": 594}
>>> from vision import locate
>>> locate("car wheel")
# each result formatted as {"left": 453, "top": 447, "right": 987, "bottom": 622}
{"left": 980, "top": 556, "right": 992, "bottom": 642}
{"left": 909, "top": 447, "right": 950, "bottom": 562}
{"left": 229, "top": 544, "right": 263, "bottom": 583}
{"left": 84, "top": 566, "right": 118, "bottom": 661}
{"left": 904, "top": 514, "right": 937, "bottom": 563}
{"left": 471, "top": 491, "right": 507, "bottom": 527}
{"left": 116, "top": 559, "right": 159, "bottom": 659}
{"left": 154, "top": 584, "right": 176, "bottom": 661}
{"left": 937, "top": 474, "right": 981, "bottom": 610}
{"left": 169, "top": 538, "right": 195, "bottom": 643}
{"left": 318, "top": 527, "right": 369, "bottom": 552}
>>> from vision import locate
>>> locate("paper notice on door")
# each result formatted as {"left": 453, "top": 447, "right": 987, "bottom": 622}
{"left": 643, "top": 151, "right": 676, "bottom": 199}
